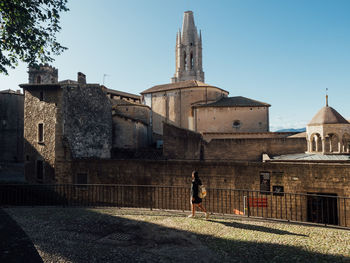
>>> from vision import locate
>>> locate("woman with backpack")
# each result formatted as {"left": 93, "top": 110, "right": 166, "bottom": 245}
{"left": 188, "top": 170, "right": 209, "bottom": 219}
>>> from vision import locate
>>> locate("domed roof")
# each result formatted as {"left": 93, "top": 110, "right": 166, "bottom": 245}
{"left": 308, "top": 106, "right": 349, "bottom": 125}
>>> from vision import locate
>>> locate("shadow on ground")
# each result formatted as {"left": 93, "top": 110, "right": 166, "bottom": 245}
{"left": 0, "top": 209, "right": 42, "bottom": 263}
{"left": 208, "top": 219, "right": 308, "bottom": 237}
{"left": 4, "top": 208, "right": 349, "bottom": 263}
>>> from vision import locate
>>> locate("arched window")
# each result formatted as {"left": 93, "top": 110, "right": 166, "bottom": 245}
{"left": 190, "top": 52, "right": 193, "bottom": 69}
{"left": 342, "top": 133, "right": 350, "bottom": 153}
{"left": 310, "top": 133, "right": 321, "bottom": 152}
{"left": 184, "top": 51, "right": 187, "bottom": 70}
{"left": 36, "top": 75, "right": 42, "bottom": 84}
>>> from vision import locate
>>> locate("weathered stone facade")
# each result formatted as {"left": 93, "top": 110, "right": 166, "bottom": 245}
{"left": 22, "top": 66, "right": 113, "bottom": 183}
{"left": 23, "top": 85, "right": 61, "bottom": 182}
{"left": 195, "top": 104, "right": 269, "bottom": 133}
{"left": 142, "top": 81, "right": 229, "bottom": 135}
{"left": 61, "top": 85, "right": 112, "bottom": 158}
{"left": 28, "top": 64, "right": 58, "bottom": 84}
{"left": 0, "top": 90, "right": 24, "bottom": 162}
{"left": 163, "top": 123, "right": 306, "bottom": 161}
{"left": 112, "top": 115, "right": 148, "bottom": 149}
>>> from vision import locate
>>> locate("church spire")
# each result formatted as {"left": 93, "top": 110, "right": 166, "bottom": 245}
{"left": 171, "top": 11, "right": 205, "bottom": 83}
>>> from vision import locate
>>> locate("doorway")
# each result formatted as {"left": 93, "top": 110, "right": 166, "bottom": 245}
{"left": 307, "top": 193, "right": 338, "bottom": 225}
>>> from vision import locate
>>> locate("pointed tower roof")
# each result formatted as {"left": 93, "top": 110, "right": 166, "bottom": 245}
{"left": 308, "top": 106, "right": 349, "bottom": 125}
{"left": 182, "top": 11, "right": 197, "bottom": 42}
{"left": 172, "top": 11, "right": 204, "bottom": 83}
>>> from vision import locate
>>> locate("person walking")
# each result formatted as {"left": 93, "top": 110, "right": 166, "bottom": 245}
{"left": 188, "top": 170, "right": 209, "bottom": 219}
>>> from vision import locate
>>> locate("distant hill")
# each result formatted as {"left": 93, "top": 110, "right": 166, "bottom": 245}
{"left": 276, "top": 128, "right": 306, "bottom": 133}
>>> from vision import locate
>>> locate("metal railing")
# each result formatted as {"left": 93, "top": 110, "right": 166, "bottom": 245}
{"left": 0, "top": 184, "right": 349, "bottom": 228}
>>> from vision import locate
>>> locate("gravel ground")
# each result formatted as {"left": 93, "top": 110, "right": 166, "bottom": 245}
{"left": 5, "top": 207, "right": 350, "bottom": 263}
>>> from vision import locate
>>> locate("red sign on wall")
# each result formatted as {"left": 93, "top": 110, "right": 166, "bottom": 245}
{"left": 248, "top": 197, "right": 268, "bottom": 207}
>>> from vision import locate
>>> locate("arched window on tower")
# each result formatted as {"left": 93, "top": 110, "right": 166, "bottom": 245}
{"left": 190, "top": 52, "right": 194, "bottom": 70}
{"left": 36, "top": 75, "right": 42, "bottom": 84}
{"left": 184, "top": 51, "right": 187, "bottom": 70}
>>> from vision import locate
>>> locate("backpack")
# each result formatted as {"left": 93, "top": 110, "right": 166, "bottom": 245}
{"left": 198, "top": 185, "right": 207, "bottom": 198}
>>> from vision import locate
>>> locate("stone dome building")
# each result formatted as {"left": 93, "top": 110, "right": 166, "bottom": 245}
{"left": 306, "top": 99, "right": 350, "bottom": 154}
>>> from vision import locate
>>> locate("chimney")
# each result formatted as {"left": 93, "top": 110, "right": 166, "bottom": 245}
{"left": 77, "top": 72, "right": 86, "bottom": 84}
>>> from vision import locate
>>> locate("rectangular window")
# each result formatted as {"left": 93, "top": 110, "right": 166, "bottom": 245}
{"left": 273, "top": 185, "right": 284, "bottom": 196}
{"left": 76, "top": 173, "right": 88, "bottom": 188}
{"left": 260, "top": 171, "right": 270, "bottom": 194}
{"left": 38, "top": 123, "right": 44, "bottom": 143}
{"left": 36, "top": 160, "right": 43, "bottom": 181}
{"left": 39, "top": 91, "right": 44, "bottom": 101}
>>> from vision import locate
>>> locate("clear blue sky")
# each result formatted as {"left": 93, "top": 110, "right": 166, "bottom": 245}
{"left": 1, "top": 0, "right": 350, "bottom": 131}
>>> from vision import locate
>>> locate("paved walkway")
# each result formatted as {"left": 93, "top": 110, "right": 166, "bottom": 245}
{"left": 0, "top": 209, "right": 42, "bottom": 263}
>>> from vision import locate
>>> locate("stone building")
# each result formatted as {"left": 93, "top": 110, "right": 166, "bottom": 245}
{"left": 21, "top": 65, "right": 113, "bottom": 183}
{"left": 142, "top": 11, "right": 270, "bottom": 137}
{"left": 0, "top": 89, "right": 24, "bottom": 162}
{"left": 193, "top": 96, "right": 270, "bottom": 133}
{"left": 111, "top": 99, "right": 151, "bottom": 150}
{"left": 141, "top": 80, "right": 228, "bottom": 135}
{"left": 306, "top": 98, "right": 350, "bottom": 154}
{"left": 171, "top": 11, "right": 204, "bottom": 83}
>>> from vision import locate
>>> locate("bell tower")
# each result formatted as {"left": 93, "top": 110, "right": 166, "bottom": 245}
{"left": 171, "top": 11, "right": 204, "bottom": 83}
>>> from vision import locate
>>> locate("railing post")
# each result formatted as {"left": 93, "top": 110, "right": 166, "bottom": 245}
{"left": 150, "top": 186, "right": 153, "bottom": 211}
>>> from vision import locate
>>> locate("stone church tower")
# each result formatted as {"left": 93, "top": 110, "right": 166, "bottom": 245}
{"left": 171, "top": 11, "right": 204, "bottom": 83}
{"left": 28, "top": 64, "right": 58, "bottom": 84}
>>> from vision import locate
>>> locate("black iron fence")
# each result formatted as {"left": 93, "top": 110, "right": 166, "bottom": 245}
{"left": 0, "top": 184, "right": 349, "bottom": 228}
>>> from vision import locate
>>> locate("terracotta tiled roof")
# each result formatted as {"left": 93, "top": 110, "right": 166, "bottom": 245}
{"left": 288, "top": 132, "right": 307, "bottom": 138}
{"left": 141, "top": 80, "right": 227, "bottom": 94}
{"left": 195, "top": 96, "right": 270, "bottom": 108}
{"left": 104, "top": 87, "right": 141, "bottom": 100}
{"left": 111, "top": 99, "right": 149, "bottom": 108}
{"left": 308, "top": 106, "right": 349, "bottom": 125}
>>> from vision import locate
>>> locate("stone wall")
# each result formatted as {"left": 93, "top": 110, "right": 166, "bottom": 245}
{"left": 113, "top": 104, "right": 150, "bottom": 125}
{"left": 62, "top": 85, "right": 112, "bottom": 159}
{"left": 148, "top": 86, "right": 226, "bottom": 135}
{"left": 163, "top": 123, "right": 202, "bottom": 160}
{"left": 53, "top": 158, "right": 350, "bottom": 226}
{"left": 23, "top": 86, "right": 61, "bottom": 183}
{"left": 23, "top": 83, "right": 113, "bottom": 183}
{"left": 195, "top": 106, "right": 269, "bottom": 133}
{"left": 163, "top": 123, "right": 306, "bottom": 161}
{"left": 112, "top": 114, "right": 148, "bottom": 149}
{"left": 0, "top": 92, "right": 24, "bottom": 162}
{"left": 202, "top": 132, "right": 297, "bottom": 142}
{"left": 204, "top": 137, "right": 307, "bottom": 161}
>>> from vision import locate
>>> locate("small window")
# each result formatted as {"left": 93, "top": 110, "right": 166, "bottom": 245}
{"left": 26, "top": 155, "right": 30, "bottom": 161}
{"left": 260, "top": 172, "right": 270, "bottom": 194}
{"left": 273, "top": 185, "right": 284, "bottom": 196}
{"left": 38, "top": 123, "right": 44, "bottom": 143}
{"left": 76, "top": 173, "right": 88, "bottom": 188}
{"left": 36, "top": 160, "right": 44, "bottom": 181}
{"left": 36, "top": 75, "right": 42, "bottom": 84}
{"left": 233, "top": 120, "right": 241, "bottom": 129}
{"left": 39, "top": 91, "right": 44, "bottom": 101}
{"left": 190, "top": 52, "right": 193, "bottom": 69}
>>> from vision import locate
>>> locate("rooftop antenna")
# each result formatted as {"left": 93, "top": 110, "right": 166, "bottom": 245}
{"left": 103, "top": 74, "right": 110, "bottom": 86}
{"left": 326, "top": 88, "right": 328, "bottom": 107}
